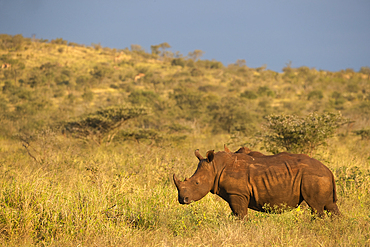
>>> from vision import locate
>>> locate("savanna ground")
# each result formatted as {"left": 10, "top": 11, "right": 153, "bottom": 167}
{"left": 0, "top": 34, "right": 370, "bottom": 246}
{"left": 1, "top": 134, "right": 369, "bottom": 246}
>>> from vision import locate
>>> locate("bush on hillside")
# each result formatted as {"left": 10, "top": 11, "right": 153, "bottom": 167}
{"left": 195, "top": 59, "right": 223, "bottom": 69}
{"left": 90, "top": 64, "right": 113, "bottom": 83}
{"left": 208, "top": 97, "right": 256, "bottom": 134}
{"left": 257, "top": 86, "right": 275, "bottom": 97}
{"left": 190, "top": 68, "right": 203, "bottom": 77}
{"left": 64, "top": 105, "right": 149, "bottom": 145}
{"left": 171, "top": 58, "right": 185, "bottom": 67}
{"left": 307, "top": 90, "right": 324, "bottom": 100}
{"left": 128, "top": 90, "right": 160, "bottom": 108}
{"left": 262, "top": 112, "right": 348, "bottom": 155}
{"left": 240, "top": 90, "right": 258, "bottom": 99}
{"left": 353, "top": 129, "right": 370, "bottom": 140}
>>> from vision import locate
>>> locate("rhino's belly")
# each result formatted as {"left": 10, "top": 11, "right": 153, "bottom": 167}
{"left": 220, "top": 163, "right": 303, "bottom": 211}
{"left": 249, "top": 176, "right": 302, "bottom": 210}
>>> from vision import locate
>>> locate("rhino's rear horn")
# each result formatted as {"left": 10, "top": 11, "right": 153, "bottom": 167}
{"left": 224, "top": 144, "right": 231, "bottom": 153}
{"left": 195, "top": 149, "right": 204, "bottom": 161}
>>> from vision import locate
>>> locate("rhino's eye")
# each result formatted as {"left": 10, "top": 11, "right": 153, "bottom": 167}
{"left": 195, "top": 181, "right": 199, "bottom": 185}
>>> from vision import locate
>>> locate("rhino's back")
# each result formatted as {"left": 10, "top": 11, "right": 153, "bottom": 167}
{"left": 219, "top": 157, "right": 329, "bottom": 211}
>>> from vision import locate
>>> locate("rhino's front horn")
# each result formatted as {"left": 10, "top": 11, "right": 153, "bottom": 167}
{"left": 173, "top": 174, "right": 181, "bottom": 189}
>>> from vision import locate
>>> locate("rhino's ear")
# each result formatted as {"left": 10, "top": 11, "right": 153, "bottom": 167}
{"left": 195, "top": 149, "right": 204, "bottom": 161}
{"left": 224, "top": 144, "right": 231, "bottom": 153}
{"left": 206, "top": 150, "right": 215, "bottom": 162}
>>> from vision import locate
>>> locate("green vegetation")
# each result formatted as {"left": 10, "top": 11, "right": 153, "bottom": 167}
{"left": 262, "top": 112, "right": 348, "bottom": 155}
{"left": 64, "top": 105, "right": 149, "bottom": 145}
{"left": 0, "top": 34, "right": 370, "bottom": 246}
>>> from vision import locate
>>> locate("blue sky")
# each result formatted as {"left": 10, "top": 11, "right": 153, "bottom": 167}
{"left": 1, "top": 0, "right": 369, "bottom": 72}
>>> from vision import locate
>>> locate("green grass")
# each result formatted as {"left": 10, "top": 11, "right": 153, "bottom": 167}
{"left": 0, "top": 133, "right": 369, "bottom": 246}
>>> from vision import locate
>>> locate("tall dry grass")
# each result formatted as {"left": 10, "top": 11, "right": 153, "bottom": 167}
{"left": 0, "top": 132, "right": 369, "bottom": 246}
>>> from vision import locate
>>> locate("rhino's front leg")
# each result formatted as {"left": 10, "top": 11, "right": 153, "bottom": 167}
{"left": 227, "top": 194, "right": 249, "bottom": 219}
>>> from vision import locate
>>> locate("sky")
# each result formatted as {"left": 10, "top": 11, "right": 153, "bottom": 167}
{"left": 0, "top": 0, "right": 369, "bottom": 72}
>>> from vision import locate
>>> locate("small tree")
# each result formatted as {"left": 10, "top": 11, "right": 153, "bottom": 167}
{"left": 353, "top": 129, "right": 370, "bottom": 140}
{"left": 150, "top": 44, "right": 160, "bottom": 55}
{"left": 359, "top": 66, "right": 370, "bottom": 75}
{"left": 208, "top": 97, "right": 256, "bottom": 134}
{"left": 262, "top": 112, "right": 348, "bottom": 155}
{"left": 188, "top": 50, "right": 204, "bottom": 61}
{"left": 90, "top": 64, "right": 113, "bottom": 83}
{"left": 151, "top": 42, "right": 171, "bottom": 57}
{"left": 64, "top": 105, "right": 149, "bottom": 145}
{"left": 51, "top": 38, "right": 68, "bottom": 45}
{"left": 131, "top": 44, "right": 145, "bottom": 53}
{"left": 171, "top": 58, "right": 185, "bottom": 67}
{"left": 159, "top": 42, "right": 171, "bottom": 56}
{"left": 235, "top": 59, "right": 246, "bottom": 67}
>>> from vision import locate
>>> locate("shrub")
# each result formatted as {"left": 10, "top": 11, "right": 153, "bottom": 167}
{"left": 118, "top": 129, "right": 161, "bottom": 143}
{"left": 257, "top": 86, "right": 275, "bottom": 97}
{"left": 262, "top": 112, "right": 348, "bottom": 155}
{"left": 90, "top": 64, "right": 113, "bottom": 83}
{"left": 307, "top": 90, "right": 323, "bottom": 100}
{"left": 208, "top": 97, "right": 256, "bottom": 134}
{"left": 190, "top": 68, "right": 203, "bottom": 77}
{"left": 198, "top": 84, "right": 220, "bottom": 93}
{"left": 76, "top": 75, "right": 90, "bottom": 85}
{"left": 171, "top": 87, "right": 203, "bottom": 111}
{"left": 128, "top": 90, "right": 159, "bottom": 106}
{"left": 331, "top": 91, "right": 342, "bottom": 99}
{"left": 359, "top": 66, "right": 370, "bottom": 75}
{"left": 186, "top": 59, "right": 195, "bottom": 67}
{"left": 64, "top": 105, "right": 149, "bottom": 145}
{"left": 51, "top": 38, "right": 68, "bottom": 45}
{"left": 82, "top": 89, "right": 94, "bottom": 102}
{"left": 353, "top": 129, "right": 370, "bottom": 140}
{"left": 356, "top": 101, "right": 370, "bottom": 115}
{"left": 27, "top": 73, "right": 47, "bottom": 88}
{"left": 2, "top": 81, "right": 17, "bottom": 93}
{"left": 346, "top": 83, "right": 359, "bottom": 93}
{"left": 195, "top": 60, "right": 223, "bottom": 69}
{"left": 241, "top": 90, "right": 258, "bottom": 99}
{"left": 171, "top": 58, "right": 185, "bottom": 67}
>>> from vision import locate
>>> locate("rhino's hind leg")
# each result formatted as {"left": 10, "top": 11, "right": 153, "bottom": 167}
{"left": 227, "top": 194, "right": 249, "bottom": 219}
{"left": 304, "top": 201, "right": 340, "bottom": 218}
{"left": 301, "top": 176, "right": 339, "bottom": 218}
{"left": 304, "top": 200, "right": 326, "bottom": 218}
{"left": 324, "top": 202, "right": 341, "bottom": 216}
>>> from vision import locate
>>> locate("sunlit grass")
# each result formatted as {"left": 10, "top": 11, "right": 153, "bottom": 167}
{"left": 0, "top": 133, "right": 369, "bottom": 246}
{"left": 1, "top": 35, "right": 370, "bottom": 246}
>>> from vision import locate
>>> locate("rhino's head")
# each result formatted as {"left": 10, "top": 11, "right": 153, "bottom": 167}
{"left": 173, "top": 150, "right": 216, "bottom": 204}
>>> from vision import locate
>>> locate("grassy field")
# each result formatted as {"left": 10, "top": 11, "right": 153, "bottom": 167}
{"left": 0, "top": 34, "right": 370, "bottom": 246}
{"left": 0, "top": 133, "right": 369, "bottom": 246}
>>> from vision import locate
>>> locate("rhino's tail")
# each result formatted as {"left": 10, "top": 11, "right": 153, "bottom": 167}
{"left": 332, "top": 172, "right": 338, "bottom": 203}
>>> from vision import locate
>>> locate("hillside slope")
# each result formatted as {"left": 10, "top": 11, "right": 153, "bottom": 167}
{"left": 1, "top": 34, "right": 370, "bottom": 143}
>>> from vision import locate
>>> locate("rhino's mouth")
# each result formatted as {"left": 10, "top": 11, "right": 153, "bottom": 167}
{"left": 179, "top": 196, "right": 191, "bottom": 204}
